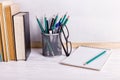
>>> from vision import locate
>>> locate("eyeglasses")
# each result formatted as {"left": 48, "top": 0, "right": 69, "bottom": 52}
{"left": 58, "top": 25, "right": 72, "bottom": 57}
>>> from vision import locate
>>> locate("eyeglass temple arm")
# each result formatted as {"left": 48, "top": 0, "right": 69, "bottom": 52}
{"left": 65, "top": 25, "right": 69, "bottom": 38}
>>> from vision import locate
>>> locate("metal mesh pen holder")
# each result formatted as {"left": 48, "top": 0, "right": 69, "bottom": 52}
{"left": 42, "top": 33, "right": 62, "bottom": 57}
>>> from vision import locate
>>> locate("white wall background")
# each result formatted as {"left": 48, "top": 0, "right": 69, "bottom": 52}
{"left": 13, "top": 0, "right": 120, "bottom": 42}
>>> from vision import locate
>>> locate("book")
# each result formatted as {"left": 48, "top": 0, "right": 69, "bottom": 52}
{"left": 60, "top": 46, "right": 111, "bottom": 71}
{"left": 5, "top": 3, "right": 20, "bottom": 60}
{"left": 13, "top": 12, "right": 31, "bottom": 60}
{"left": 0, "top": 32, "right": 3, "bottom": 61}
{"left": 0, "top": 0, "right": 13, "bottom": 61}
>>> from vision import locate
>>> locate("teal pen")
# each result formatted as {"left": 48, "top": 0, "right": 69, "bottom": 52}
{"left": 46, "top": 20, "right": 49, "bottom": 33}
{"left": 36, "top": 17, "right": 44, "bottom": 33}
{"left": 63, "top": 16, "right": 69, "bottom": 26}
{"left": 61, "top": 13, "right": 67, "bottom": 24}
{"left": 59, "top": 16, "right": 69, "bottom": 32}
{"left": 84, "top": 50, "right": 107, "bottom": 65}
{"left": 44, "top": 16, "right": 49, "bottom": 33}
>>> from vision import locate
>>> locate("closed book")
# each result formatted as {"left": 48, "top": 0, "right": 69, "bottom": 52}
{"left": 0, "top": 32, "right": 3, "bottom": 61}
{"left": 5, "top": 3, "right": 20, "bottom": 61}
{"left": 0, "top": 0, "right": 13, "bottom": 61}
{"left": 13, "top": 12, "right": 31, "bottom": 60}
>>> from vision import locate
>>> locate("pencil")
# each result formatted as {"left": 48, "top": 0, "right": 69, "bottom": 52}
{"left": 84, "top": 50, "right": 106, "bottom": 65}
{"left": 36, "top": 16, "right": 44, "bottom": 33}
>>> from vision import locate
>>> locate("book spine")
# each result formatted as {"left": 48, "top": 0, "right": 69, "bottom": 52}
{"left": 0, "top": 30, "right": 3, "bottom": 61}
{"left": 0, "top": 3, "right": 8, "bottom": 61}
{"left": 23, "top": 12, "right": 31, "bottom": 60}
{"left": 5, "top": 5, "right": 16, "bottom": 61}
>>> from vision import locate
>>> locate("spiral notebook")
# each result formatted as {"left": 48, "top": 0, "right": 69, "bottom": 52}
{"left": 60, "top": 46, "right": 111, "bottom": 71}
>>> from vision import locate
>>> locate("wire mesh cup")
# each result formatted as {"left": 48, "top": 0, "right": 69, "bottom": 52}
{"left": 42, "top": 33, "right": 62, "bottom": 57}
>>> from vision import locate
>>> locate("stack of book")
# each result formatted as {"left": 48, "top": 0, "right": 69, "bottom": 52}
{"left": 0, "top": 0, "right": 31, "bottom": 62}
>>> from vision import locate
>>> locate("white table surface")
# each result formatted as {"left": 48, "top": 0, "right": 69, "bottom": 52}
{"left": 0, "top": 48, "right": 120, "bottom": 80}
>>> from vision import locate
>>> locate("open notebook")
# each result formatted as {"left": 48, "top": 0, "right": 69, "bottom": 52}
{"left": 60, "top": 46, "right": 111, "bottom": 71}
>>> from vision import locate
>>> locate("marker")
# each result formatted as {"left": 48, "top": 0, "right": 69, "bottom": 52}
{"left": 84, "top": 51, "right": 106, "bottom": 65}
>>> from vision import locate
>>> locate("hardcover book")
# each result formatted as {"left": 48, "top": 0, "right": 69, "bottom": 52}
{"left": 5, "top": 3, "right": 20, "bottom": 60}
{"left": 0, "top": 0, "right": 13, "bottom": 61}
{"left": 13, "top": 12, "right": 31, "bottom": 60}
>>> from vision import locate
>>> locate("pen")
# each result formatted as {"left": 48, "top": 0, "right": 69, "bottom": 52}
{"left": 50, "top": 17, "right": 54, "bottom": 31}
{"left": 59, "top": 17, "right": 62, "bottom": 23}
{"left": 36, "top": 16, "right": 44, "bottom": 33}
{"left": 55, "top": 17, "right": 62, "bottom": 28}
{"left": 58, "top": 16, "right": 69, "bottom": 33}
{"left": 63, "top": 16, "right": 69, "bottom": 26}
{"left": 52, "top": 14, "right": 58, "bottom": 30}
{"left": 84, "top": 50, "right": 106, "bottom": 65}
{"left": 46, "top": 20, "right": 49, "bottom": 33}
{"left": 44, "top": 16, "right": 49, "bottom": 33}
{"left": 61, "top": 13, "right": 67, "bottom": 24}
